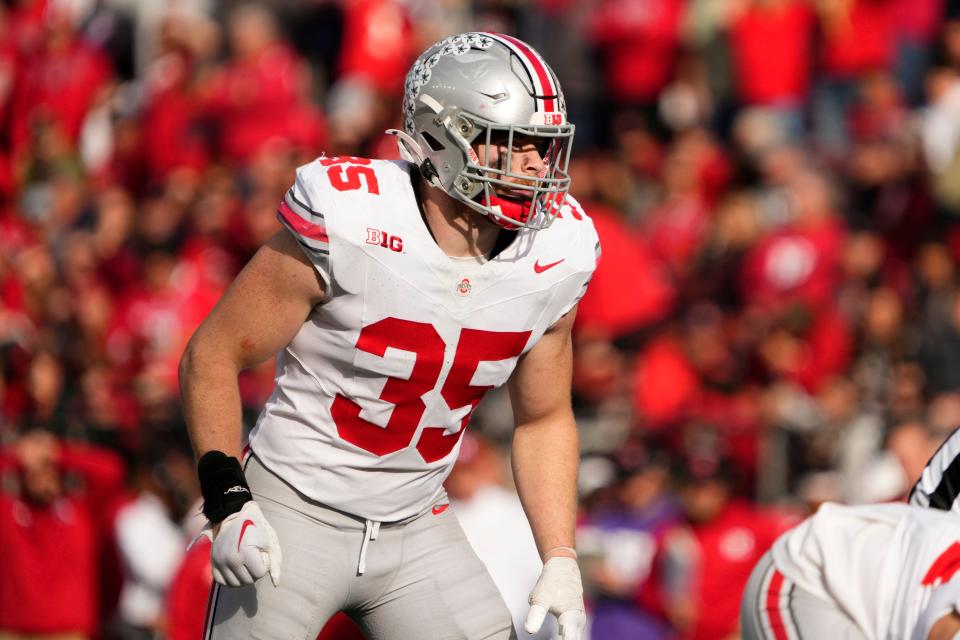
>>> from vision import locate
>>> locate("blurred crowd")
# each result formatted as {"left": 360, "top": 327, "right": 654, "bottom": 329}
{"left": 3, "top": 0, "right": 960, "bottom": 638}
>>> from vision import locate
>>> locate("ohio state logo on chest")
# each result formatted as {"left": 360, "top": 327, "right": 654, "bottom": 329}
{"left": 366, "top": 227, "right": 404, "bottom": 252}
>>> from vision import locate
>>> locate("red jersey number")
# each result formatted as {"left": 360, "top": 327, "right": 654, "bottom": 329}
{"left": 319, "top": 156, "right": 380, "bottom": 195}
{"left": 331, "top": 318, "right": 443, "bottom": 457}
{"left": 331, "top": 320, "right": 530, "bottom": 461}
{"left": 418, "top": 328, "right": 531, "bottom": 462}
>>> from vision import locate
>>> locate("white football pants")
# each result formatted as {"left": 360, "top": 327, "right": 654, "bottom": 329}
{"left": 204, "top": 454, "right": 516, "bottom": 640}
{"left": 740, "top": 552, "right": 868, "bottom": 640}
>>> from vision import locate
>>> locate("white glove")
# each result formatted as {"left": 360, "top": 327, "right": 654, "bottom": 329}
{"left": 193, "top": 501, "right": 282, "bottom": 588}
{"left": 525, "top": 556, "right": 585, "bottom": 640}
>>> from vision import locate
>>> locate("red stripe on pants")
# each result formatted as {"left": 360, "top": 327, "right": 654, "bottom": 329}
{"left": 765, "top": 570, "right": 790, "bottom": 640}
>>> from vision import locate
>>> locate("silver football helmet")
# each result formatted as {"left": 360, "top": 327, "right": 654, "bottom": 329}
{"left": 389, "top": 32, "right": 574, "bottom": 230}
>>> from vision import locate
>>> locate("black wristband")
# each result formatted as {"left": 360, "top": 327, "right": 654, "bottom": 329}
{"left": 198, "top": 451, "right": 252, "bottom": 523}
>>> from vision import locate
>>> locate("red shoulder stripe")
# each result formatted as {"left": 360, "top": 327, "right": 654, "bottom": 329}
{"left": 278, "top": 201, "right": 329, "bottom": 244}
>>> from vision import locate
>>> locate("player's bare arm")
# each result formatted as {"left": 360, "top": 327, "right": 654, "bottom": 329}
{"left": 509, "top": 305, "right": 585, "bottom": 639}
{"left": 928, "top": 612, "right": 960, "bottom": 640}
{"left": 179, "top": 228, "right": 325, "bottom": 588}
{"left": 509, "top": 306, "right": 579, "bottom": 559}
{"left": 179, "top": 228, "right": 326, "bottom": 460}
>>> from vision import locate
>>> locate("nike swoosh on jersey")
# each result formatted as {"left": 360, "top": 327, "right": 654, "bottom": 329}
{"left": 432, "top": 504, "right": 450, "bottom": 515}
{"left": 237, "top": 519, "right": 255, "bottom": 550}
{"left": 534, "top": 259, "right": 565, "bottom": 273}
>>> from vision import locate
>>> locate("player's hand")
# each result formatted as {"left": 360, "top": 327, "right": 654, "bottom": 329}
{"left": 194, "top": 501, "right": 282, "bottom": 588}
{"left": 525, "top": 556, "right": 585, "bottom": 640}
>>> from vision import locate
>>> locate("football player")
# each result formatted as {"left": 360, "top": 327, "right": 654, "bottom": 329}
{"left": 910, "top": 425, "right": 960, "bottom": 515}
{"left": 180, "top": 33, "right": 598, "bottom": 640}
{"left": 740, "top": 502, "right": 960, "bottom": 640}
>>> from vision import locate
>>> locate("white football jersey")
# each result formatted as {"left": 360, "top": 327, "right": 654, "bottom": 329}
{"left": 249, "top": 157, "right": 599, "bottom": 522}
{"left": 772, "top": 502, "right": 960, "bottom": 639}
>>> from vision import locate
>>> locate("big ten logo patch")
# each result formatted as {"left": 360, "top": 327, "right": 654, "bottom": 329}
{"left": 366, "top": 228, "right": 404, "bottom": 252}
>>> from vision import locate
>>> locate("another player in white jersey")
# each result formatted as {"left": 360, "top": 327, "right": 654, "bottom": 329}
{"left": 741, "top": 502, "right": 960, "bottom": 640}
{"left": 179, "top": 33, "right": 597, "bottom": 640}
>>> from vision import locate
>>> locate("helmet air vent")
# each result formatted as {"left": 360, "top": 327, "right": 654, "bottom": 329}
{"left": 420, "top": 131, "right": 446, "bottom": 152}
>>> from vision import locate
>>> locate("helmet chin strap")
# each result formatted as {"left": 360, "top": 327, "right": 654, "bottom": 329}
{"left": 385, "top": 129, "right": 442, "bottom": 188}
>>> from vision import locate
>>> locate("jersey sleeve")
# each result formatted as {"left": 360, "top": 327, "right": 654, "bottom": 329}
{"left": 566, "top": 234, "right": 601, "bottom": 315}
{"left": 277, "top": 165, "right": 332, "bottom": 288}
{"left": 550, "top": 198, "right": 601, "bottom": 325}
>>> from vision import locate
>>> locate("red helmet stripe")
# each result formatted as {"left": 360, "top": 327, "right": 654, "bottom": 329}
{"left": 483, "top": 33, "right": 558, "bottom": 113}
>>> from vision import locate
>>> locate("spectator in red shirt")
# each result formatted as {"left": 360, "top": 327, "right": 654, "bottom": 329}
{"left": 139, "top": 11, "right": 213, "bottom": 181}
{"left": 757, "top": 303, "right": 854, "bottom": 392}
{"left": 846, "top": 70, "right": 909, "bottom": 143}
{"left": 729, "top": 0, "right": 815, "bottom": 129}
{"left": 629, "top": 303, "right": 765, "bottom": 479}
{"left": 9, "top": 1, "right": 113, "bottom": 160}
{"left": 812, "top": 0, "right": 896, "bottom": 155}
{"left": 566, "top": 151, "right": 675, "bottom": 343}
{"left": 166, "top": 538, "right": 212, "bottom": 640}
{"left": 337, "top": 0, "right": 413, "bottom": 97}
{"left": 106, "top": 226, "right": 231, "bottom": 396}
{"left": 589, "top": 0, "right": 683, "bottom": 104}
{"left": 201, "top": 4, "right": 324, "bottom": 166}
{"left": 6, "top": 0, "right": 49, "bottom": 58}
{"left": 632, "top": 332, "right": 700, "bottom": 433}
{"left": 0, "top": 7, "right": 19, "bottom": 139}
{"left": 0, "top": 429, "right": 125, "bottom": 639}
{"left": 641, "top": 133, "right": 722, "bottom": 285}
{"left": 588, "top": 0, "right": 684, "bottom": 138}
{"left": 892, "top": 0, "right": 944, "bottom": 104}
{"left": 575, "top": 206, "right": 676, "bottom": 341}
{"left": 740, "top": 170, "right": 847, "bottom": 313}
{"left": 663, "top": 449, "right": 795, "bottom": 640}
{"left": 819, "top": 0, "right": 895, "bottom": 80}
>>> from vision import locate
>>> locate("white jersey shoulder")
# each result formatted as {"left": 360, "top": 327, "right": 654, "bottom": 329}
{"left": 500, "top": 192, "right": 600, "bottom": 326}
{"left": 772, "top": 502, "right": 960, "bottom": 639}
{"left": 277, "top": 156, "right": 416, "bottom": 288}
{"left": 259, "top": 158, "right": 598, "bottom": 522}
